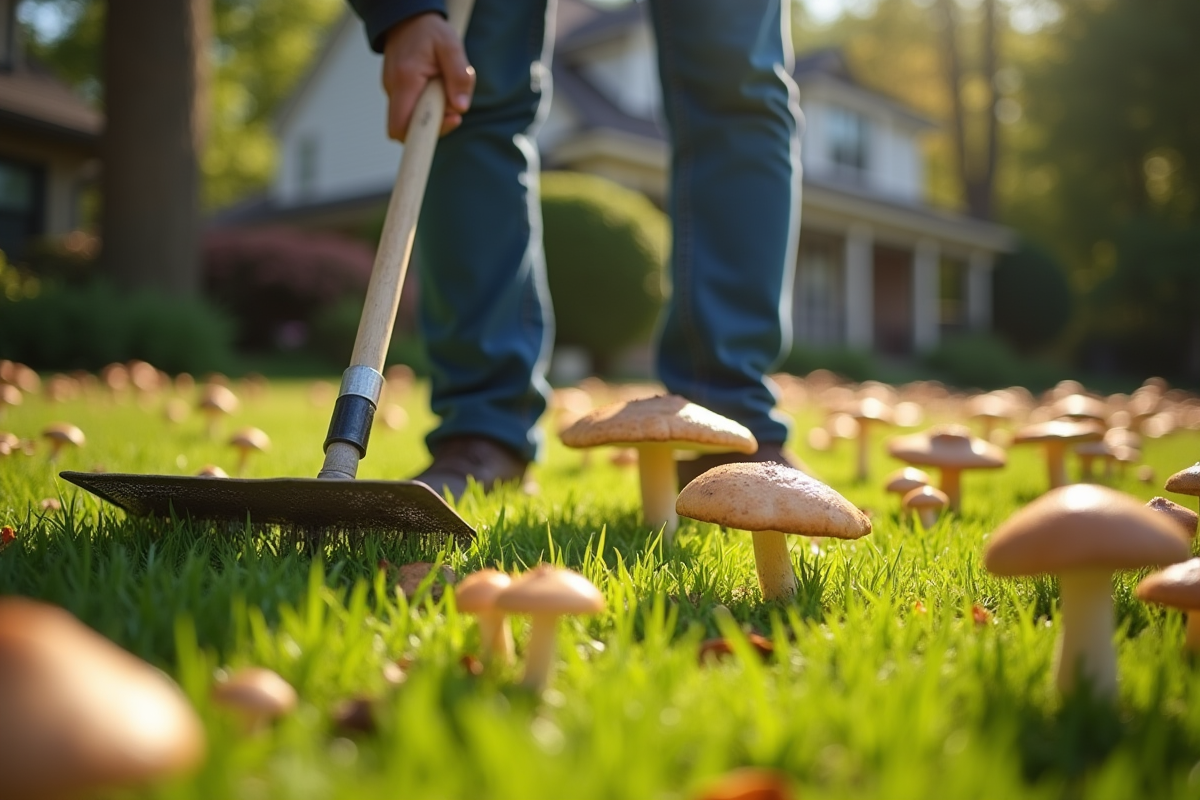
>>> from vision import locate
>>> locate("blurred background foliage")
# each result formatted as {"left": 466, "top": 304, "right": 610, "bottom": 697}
{"left": 10, "top": 0, "right": 1200, "bottom": 384}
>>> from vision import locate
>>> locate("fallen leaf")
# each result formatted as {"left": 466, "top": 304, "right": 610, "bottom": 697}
{"left": 695, "top": 767, "right": 794, "bottom": 800}
{"left": 331, "top": 696, "right": 377, "bottom": 735}
{"left": 971, "top": 604, "right": 992, "bottom": 626}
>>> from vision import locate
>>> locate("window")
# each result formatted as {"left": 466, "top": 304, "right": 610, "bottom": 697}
{"left": 828, "top": 106, "right": 868, "bottom": 175}
{"left": 794, "top": 235, "right": 845, "bottom": 346}
{"left": 0, "top": 157, "right": 43, "bottom": 259}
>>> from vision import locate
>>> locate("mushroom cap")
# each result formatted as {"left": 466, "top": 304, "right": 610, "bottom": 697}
{"left": 1165, "top": 463, "right": 1200, "bottom": 497}
{"left": 228, "top": 427, "right": 270, "bottom": 452}
{"left": 198, "top": 384, "right": 239, "bottom": 415}
{"left": 0, "top": 599, "right": 205, "bottom": 798}
{"left": 1012, "top": 419, "right": 1105, "bottom": 445}
{"left": 902, "top": 484, "right": 949, "bottom": 511}
{"left": 1074, "top": 440, "right": 1114, "bottom": 458}
{"left": 559, "top": 394, "right": 757, "bottom": 454}
{"left": 1146, "top": 496, "right": 1198, "bottom": 538}
{"left": 1104, "top": 426, "right": 1141, "bottom": 450}
{"left": 1135, "top": 558, "right": 1200, "bottom": 610}
{"left": 984, "top": 484, "right": 1189, "bottom": 577}
{"left": 0, "top": 383, "right": 22, "bottom": 406}
{"left": 848, "top": 397, "right": 894, "bottom": 424}
{"left": 41, "top": 422, "right": 85, "bottom": 447}
{"left": 1050, "top": 393, "right": 1109, "bottom": 422}
{"left": 195, "top": 464, "right": 229, "bottom": 478}
{"left": 494, "top": 565, "right": 606, "bottom": 616}
{"left": 675, "top": 461, "right": 872, "bottom": 539}
{"left": 886, "top": 426, "right": 1006, "bottom": 470}
{"left": 966, "top": 392, "right": 1015, "bottom": 420}
{"left": 211, "top": 667, "right": 297, "bottom": 720}
{"left": 454, "top": 569, "right": 513, "bottom": 614}
{"left": 884, "top": 466, "right": 931, "bottom": 495}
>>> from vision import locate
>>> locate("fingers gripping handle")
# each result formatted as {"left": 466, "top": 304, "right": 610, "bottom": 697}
{"left": 318, "top": 0, "right": 476, "bottom": 481}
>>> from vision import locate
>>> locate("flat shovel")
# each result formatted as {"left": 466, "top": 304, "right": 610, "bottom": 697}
{"left": 63, "top": 0, "right": 477, "bottom": 541}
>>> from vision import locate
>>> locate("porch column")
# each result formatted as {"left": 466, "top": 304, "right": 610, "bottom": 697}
{"left": 844, "top": 224, "right": 873, "bottom": 349}
{"left": 967, "top": 250, "right": 994, "bottom": 331}
{"left": 912, "top": 238, "right": 940, "bottom": 352}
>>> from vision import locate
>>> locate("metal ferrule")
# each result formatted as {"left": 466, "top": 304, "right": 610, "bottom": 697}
{"left": 338, "top": 365, "right": 385, "bottom": 405}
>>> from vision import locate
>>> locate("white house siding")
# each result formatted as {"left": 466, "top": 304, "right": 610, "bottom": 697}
{"left": 274, "top": 21, "right": 399, "bottom": 206}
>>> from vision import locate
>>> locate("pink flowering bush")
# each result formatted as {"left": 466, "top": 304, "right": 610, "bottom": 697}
{"left": 203, "top": 227, "right": 375, "bottom": 351}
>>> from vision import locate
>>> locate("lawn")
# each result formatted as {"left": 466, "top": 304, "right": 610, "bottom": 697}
{"left": 2, "top": 375, "right": 1199, "bottom": 799}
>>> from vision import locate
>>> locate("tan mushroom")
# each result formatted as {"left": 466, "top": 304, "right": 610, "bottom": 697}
{"left": 228, "top": 427, "right": 270, "bottom": 476}
{"left": 1050, "top": 393, "right": 1109, "bottom": 424}
{"left": 1136, "top": 559, "right": 1200, "bottom": 652}
{"left": 984, "top": 484, "right": 1189, "bottom": 698}
{"left": 0, "top": 430, "right": 18, "bottom": 457}
{"left": 0, "top": 599, "right": 205, "bottom": 799}
{"left": 676, "top": 462, "right": 871, "bottom": 601}
{"left": 455, "top": 569, "right": 514, "bottom": 666}
{"left": 42, "top": 422, "right": 85, "bottom": 463}
{"left": 197, "top": 383, "right": 239, "bottom": 438}
{"left": 847, "top": 397, "right": 894, "bottom": 482}
{"left": 886, "top": 426, "right": 1006, "bottom": 513}
{"left": 884, "top": 466, "right": 931, "bottom": 499}
{"left": 560, "top": 394, "right": 757, "bottom": 544}
{"left": 1165, "top": 463, "right": 1200, "bottom": 513}
{"left": 902, "top": 485, "right": 949, "bottom": 529}
{"left": 1011, "top": 419, "right": 1105, "bottom": 490}
{"left": 1146, "top": 496, "right": 1198, "bottom": 538}
{"left": 494, "top": 566, "right": 605, "bottom": 692}
{"left": 211, "top": 666, "right": 297, "bottom": 730}
{"left": 0, "top": 382, "right": 22, "bottom": 419}
{"left": 966, "top": 391, "right": 1016, "bottom": 442}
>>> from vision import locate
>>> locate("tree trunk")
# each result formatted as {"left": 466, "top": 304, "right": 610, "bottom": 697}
{"left": 936, "top": 0, "right": 969, "bottom": 213}
{"left": 101, "top": 0, "right": 209, "bottom": 296}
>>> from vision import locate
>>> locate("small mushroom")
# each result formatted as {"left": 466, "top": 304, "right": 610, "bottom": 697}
{"left": 0, "top": 599, "right": 205, "bottom": 798}
{"left": 1012, "top": 419, "right": 1105, "bottom": 490}
{"left": 966, "top": 391, "right": 1016, "bottom": 442}
{"left": 1146, "top": 497, "right": 1197, "bottom": 538}
{"left": 676, "top": 462, "right": 871, "bottom": 601}
{"left": 560, "top": 395, "right": 758, "bottom": 544}
{"left": 984, "top": 484, "right": 1189, "bottom": 698}
{"left": 195, "top": 464, "right": 229, "bottom": 478}
{"left": 902, "top": 485, "right": 949, "bottom": 529}
{"left": 0, "top": 383, "right": 22, "bottom": 418}
{"left": 41, "top": 422, "right": 85, "bottom": 463}
{"left": 454, "top": 569, "right": 515, "bottom": 666}
{"left": 1165, "top": 463, "right": 1200, "bottom": 513}
{"left": 228, "top": 427, "right": 270, "bottom": 476}
{"left": 494, "top": 566, "right": 605, "bottom": 692}
{"left": 1136, "top": 559, "right": 1200, "bottom": 652}
{"left": 847, "top": 397, "right": 894, "bottom": 482}
{"left": 0, "top": 430, "right": 18, "bottom": 456}
{"left": 211, "top": 666, "right": 297, "bottom": 730}
{"left": 886, "top": 426, "right": 1006, "bottom": 513}
{"left": 197, "top": 383, "right": 239, "bottom": 438}
{"left": 884, "top": 466, "right": 931, "bottom": 499}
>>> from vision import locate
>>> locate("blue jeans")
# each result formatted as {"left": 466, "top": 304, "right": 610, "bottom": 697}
{"left": 416, "top": 0, "right": 801, "bottom": 462}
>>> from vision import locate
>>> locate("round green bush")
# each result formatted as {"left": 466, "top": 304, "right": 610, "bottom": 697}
{"left": 992, "top": 240, "right": 1074, "bottom": 353}
{"left": 540, "top": 172, "right": 668, "bottom": 369}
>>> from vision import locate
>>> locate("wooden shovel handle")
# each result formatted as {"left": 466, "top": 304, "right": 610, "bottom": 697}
{"left": 350, "top": 0, "right": 476, "bottom": 372}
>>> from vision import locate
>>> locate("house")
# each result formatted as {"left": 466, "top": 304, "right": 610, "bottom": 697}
{"left": 230, "top": 0, "right": 1013, "bottom": 358}
{"left": 0, "top": 0, "right": 99, "bottom": 260}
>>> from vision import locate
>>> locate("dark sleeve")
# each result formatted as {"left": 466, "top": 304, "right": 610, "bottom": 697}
{"left": 346, "top": 0, "right": 448, "bottom": 53}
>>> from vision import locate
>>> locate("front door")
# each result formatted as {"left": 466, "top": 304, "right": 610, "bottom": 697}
{"left": 873, "top": 245, "right": 913, "bottom": 355}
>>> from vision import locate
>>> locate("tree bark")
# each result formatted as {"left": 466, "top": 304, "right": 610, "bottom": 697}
{"left": 101, "top": 0, "right": 209, "bottom": 296}
{"left": 936, "top": 0, "right": 969, "bottom": 213}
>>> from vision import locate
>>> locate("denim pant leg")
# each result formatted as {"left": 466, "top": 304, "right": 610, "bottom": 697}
{"left": 648, "top": 0, "right": 802, "bottom": 445}
{"left": 415, "top": 0, "right": 555, "bottom": 463}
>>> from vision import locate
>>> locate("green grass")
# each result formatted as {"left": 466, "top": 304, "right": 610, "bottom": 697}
{"left": 2, "top": 378, "right": 1200, "bottom": 799}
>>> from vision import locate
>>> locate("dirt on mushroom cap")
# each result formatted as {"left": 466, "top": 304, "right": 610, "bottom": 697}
{"left": 984, "top": 484, "right": 1190, "bottom": 576}
{"left": 675, "top": 462, "right": 871, "bottom": 538}
{"left": 559, "top": 394, "right": 756, "bottom": 453}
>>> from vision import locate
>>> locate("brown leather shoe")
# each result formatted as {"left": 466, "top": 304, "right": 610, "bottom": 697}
{"left": 676, "top": 441, "right": 809, "bottom": 487}
{"left": 413, "top": 436, "right": 530, "bottom": 501}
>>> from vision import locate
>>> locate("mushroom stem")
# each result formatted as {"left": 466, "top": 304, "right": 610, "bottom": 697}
{"left": 1045, "top": 441, "right": 1069, "bottom": 489}
{"left": 638, "top": 443, "right": 679, "bottom": 544}
{"left": 1054, "top": 569, "right": 1116, "bottom": 698}
{"left": 855, "top": 423, "right": 870, "bottom": 483}
{"left": 520, "top": 613, "right": 560, "bottom": 691}
{"left": 939, "top": 468, "right": 962, "bottom": 513}
{"left": 917, "top": 508, "right": 938, "bottom": 529}
{"left": 1186, "top": 613, "right": 1200, "bottom": 653}
{"left": 1078, "top": 453, "right": 1095, "bottom": 483}
{"left": 478, "top": 610, "right": 514, "bottom": 666}
{"left": 751, "top": 530, "right": 798, "bottom": 601}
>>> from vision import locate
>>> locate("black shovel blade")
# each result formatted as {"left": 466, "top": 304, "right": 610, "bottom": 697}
{"left": 59, "top": 471, "right": 475, "bottom": 540}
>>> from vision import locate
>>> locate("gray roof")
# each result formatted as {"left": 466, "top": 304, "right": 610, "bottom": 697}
{"left": 0, "top": 59, "right": 101, "bottom": 144}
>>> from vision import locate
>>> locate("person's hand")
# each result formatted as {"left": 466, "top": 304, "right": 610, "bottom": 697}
{"left": 381, "top": 12, "right": 476, "bottom": 142}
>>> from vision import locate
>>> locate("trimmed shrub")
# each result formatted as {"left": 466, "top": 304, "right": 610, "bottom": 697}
{"left": 203, "top": 227, "right": 375, "bottom": 351}
{"left": 778, "top": 345, "right": 878, "bottom": 383}
{"left": 992, "top": 240, "right": 1074, "bottom": 353}
{"left": 541, "top": 172, "right": 668, "bottom": 371}
{"left": 309, "top": 295, "right": 431, "bottom": 375}
{"left": 0, "top": 280, "right": 237, "bottom": 374}
{"left": 923, "top": 333, "right": 1060, "bottom": 391}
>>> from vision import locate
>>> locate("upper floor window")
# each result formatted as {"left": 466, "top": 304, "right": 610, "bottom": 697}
{"left": 828, "top": 106, "right": 869, "bottom": 175}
